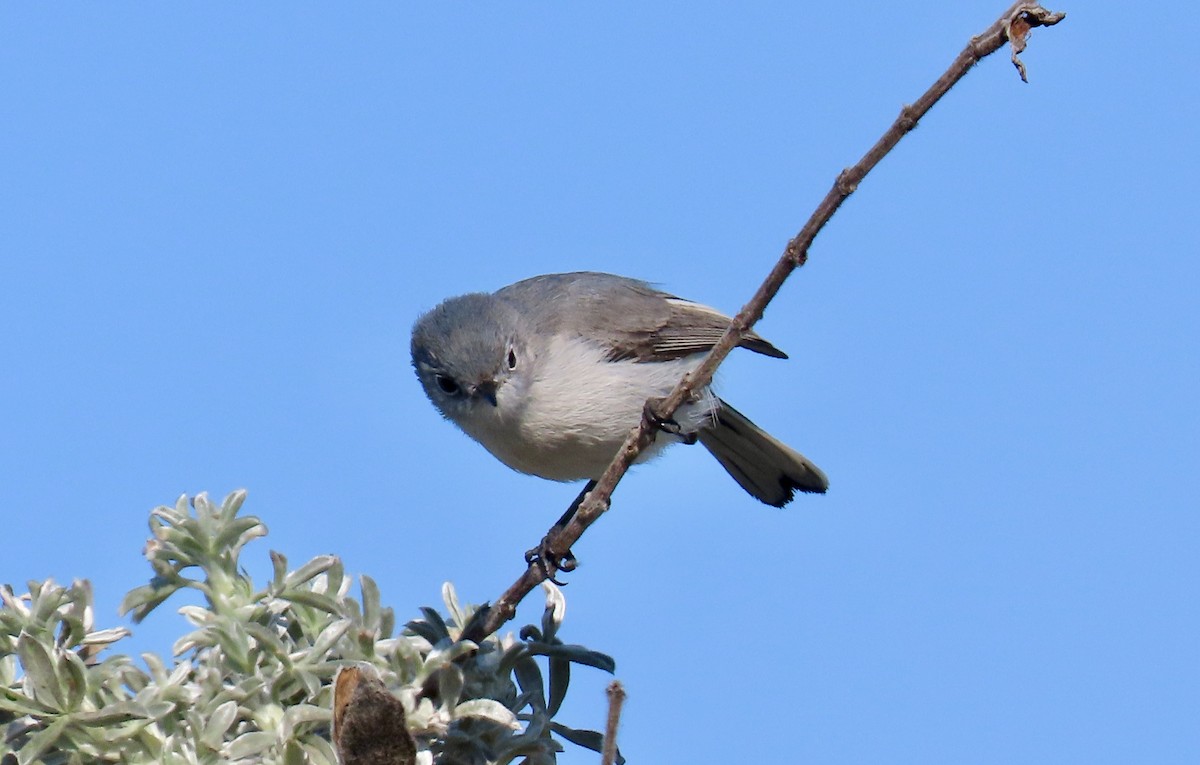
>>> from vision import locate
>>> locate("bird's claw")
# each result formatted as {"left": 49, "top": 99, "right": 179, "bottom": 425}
{"left": 644, "top": 398, "right": 698, "bottom": 444}
{"left": 525, "top": 537, "right": 577, "bottom": 586}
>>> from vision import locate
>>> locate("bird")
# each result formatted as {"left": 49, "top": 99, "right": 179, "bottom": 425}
{"left": 410, "top": 271, "right": 828, "bottom": 508}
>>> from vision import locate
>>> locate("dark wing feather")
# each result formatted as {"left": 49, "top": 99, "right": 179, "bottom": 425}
{"left": 629, "top": 298, "right": 788, "bottom": 362}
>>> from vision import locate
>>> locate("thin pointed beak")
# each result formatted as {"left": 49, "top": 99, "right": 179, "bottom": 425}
{"left": 473, "top": 380, "right": 498, "bottom": 407}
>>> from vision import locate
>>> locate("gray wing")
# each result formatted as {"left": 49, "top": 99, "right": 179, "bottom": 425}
{"left": 496, "top": 272, "right": 787, "bottom": 362}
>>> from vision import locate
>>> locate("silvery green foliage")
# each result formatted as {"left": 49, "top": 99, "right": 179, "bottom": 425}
{"left": 0, "top": 492, "right": 618, "bottom": 765}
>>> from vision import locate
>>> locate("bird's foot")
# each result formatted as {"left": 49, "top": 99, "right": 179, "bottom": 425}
{"left": 524, "top": 537, "right": 577, "bottom": 586}
{"left": 523, "top": 479, "right": 595, "bottom": 584}
{"left": 644, "top": 398, "right": 698, "bottom": 444}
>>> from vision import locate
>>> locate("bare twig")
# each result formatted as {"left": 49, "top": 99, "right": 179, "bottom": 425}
{"left": 463, "top": 2, "right": 1065, "bottom": 644}
{"left": 601, "top": 681, "right": 627, "bottom": 765}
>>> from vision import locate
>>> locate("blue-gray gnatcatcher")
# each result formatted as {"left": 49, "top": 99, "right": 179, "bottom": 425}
{"left": 410, "top": 271, "right": 828, "bottom": 507}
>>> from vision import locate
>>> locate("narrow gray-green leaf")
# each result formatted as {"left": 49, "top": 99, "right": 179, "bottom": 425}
{"left": 213, "top": 622, "right": 252, "bottom": 673}
{"left": 360, "top": 575, "right": 381, "bottom": 631}
{"left": 513, "top": 656, "right": 546, "bottom": 710}
{"left": 379, "top": 605, "right": 396, "bottom": 640}
{"left": 119, "top": 582, "right": 182, "bottom": 622}
{"left": 322, "top": 559, "right": 345, "bottom": 597}
{"left": 417, "top": 607, "right": 450, "bottom": 642}
{"left": 546, "top": 656, "right": 570, "bottom": 717}
{"left": 172, "top": 627, "right": 213, "bottom": 657}
{"left": 282, "top": 589, "right": 343, "bottom": 615}
{"left": 213, "top": 517, "right": 266, "bottom": 555}
{"left": 29, "top": 580, "right": 66, "bottom": 625}
{"left": 309, "top": 618, "right": 352, "bottom": 657}
{"left": 497, "top": 643, "right": 530, "bottom": 677}
{"left": 438, "top": 665, "right": 464, "bottom": 710}
{"left": 72, "top": 700, "right": 146, "bottom": 726}
{"left": 140, "top": 652, "right": 168, "bottom": 684}
{"left": 201, "top": 699, "right": 239, "bottom": 748}
{"left": 16, "top": 715, "right": 70, "bottom": 765}
{"left": 283, "top": 739, "right": 307, "bottom": 765}
{"left": 0, "top": 686, "right": 56, "bottom": 716}
{"left": 525, "top": 643, "right": 615, "bottom": 673}
{"left": 284, "top": 556, "right": 338, "bottom": 589}
{"left": 60, "top": 648, "right": 89, "bottom": 711}
{"left": 549, "top": 722, "right": 624, "bottom": 764}
{"left": 219, "top": 489, "right": 248, "bottom": 522}
{"left": 243, "top": 622, "right": 291, "bottom": 664}
{"left": 17, "top": 631, "right": 62, "bottom": 709}
{"left": 80, "top": 627, "right": 132, "bottom": 647}
{"left": 270, "top": 550, "right": 289, "bottom": 590}
{"left": 453, "top": 699, "right": 521, "bottom": 729}
{"left": 404, "top": 618, "right": 444, "bottom": 645}
{"left": 230, "top": 522, "right": 267, "bottom": 559}
{"left": 281, "top": 703, "right": 329, "bottom": 740}
{"left": 302, "top": 736, "right": 339, "bottom": 765}
{"left": 441, "top": 581, "right": 465, "bottom": 630}
{"left": 225, "top": 730, "right": 277, "bottom": 759}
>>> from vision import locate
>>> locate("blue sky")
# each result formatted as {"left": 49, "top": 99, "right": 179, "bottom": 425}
{"left": 2, "top": 3, "right": 1197, "bottom": 763}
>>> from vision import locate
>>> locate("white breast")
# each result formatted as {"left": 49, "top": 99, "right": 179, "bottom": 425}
{"left": 465, "top": 335, "right": 716, "bottom": 481}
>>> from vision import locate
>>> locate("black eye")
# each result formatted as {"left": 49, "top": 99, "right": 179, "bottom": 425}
{"left": 434, "top": 374, "right": 460, "bottom": 395}
{"left": 506, "top": 348, "right": 517, "bottom": 370}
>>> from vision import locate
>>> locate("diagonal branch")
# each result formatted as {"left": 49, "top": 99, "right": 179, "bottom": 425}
{"left": 463, "top": 1, "right": 1065, "bottom": 644}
